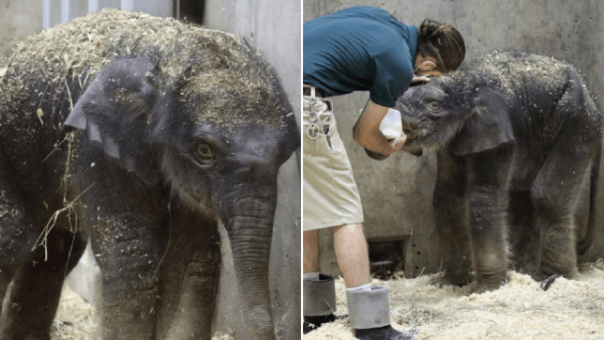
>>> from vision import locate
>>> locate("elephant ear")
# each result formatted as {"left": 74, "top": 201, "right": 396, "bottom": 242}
{"left": 64, "top": 57, "right": 161, "bottom": 185}
{"left": 450, "top": 87, "right": 515, "bottom": 156}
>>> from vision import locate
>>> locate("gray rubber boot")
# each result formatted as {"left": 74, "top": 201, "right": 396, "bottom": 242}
{"left": 347, "top": 286, "right": 414, "bottom": 340}
{"left": 303, "top": 274, "right": 337, "bottom": 333}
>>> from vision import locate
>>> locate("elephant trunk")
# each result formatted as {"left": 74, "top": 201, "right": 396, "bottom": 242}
{"left": 219, "top": 188, "right": 277, "bottom": 340}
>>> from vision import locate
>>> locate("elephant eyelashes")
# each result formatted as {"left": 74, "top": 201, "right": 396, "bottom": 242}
{"left": 191, "top": 141, "right": 216, "bottom": 165}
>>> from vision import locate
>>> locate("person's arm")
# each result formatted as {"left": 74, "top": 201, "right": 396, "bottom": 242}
{"left": 353, "top": 99, "right": 406, "bottom": 155}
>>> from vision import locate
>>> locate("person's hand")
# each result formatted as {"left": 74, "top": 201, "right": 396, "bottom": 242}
{"left": 365, "top": 132, "right": 407, "bottom": 160}
{"left": 391, "top": 133, "right": 407, "bottom": 150}
{"left": 411, "top": 75, "right": 431, "bottom": 83}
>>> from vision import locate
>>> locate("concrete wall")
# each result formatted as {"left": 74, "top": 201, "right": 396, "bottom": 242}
{"left": 304, "top": 0, "right": 604, "bottom": 277}
{"left": 204, "top": 1, "right": 301, "bottom": 339}
{"left": 0, "top": 0, "right": 43, "bottom": 58}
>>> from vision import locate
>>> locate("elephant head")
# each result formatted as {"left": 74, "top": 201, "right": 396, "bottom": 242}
{"left": 64, "top": 37, "right": 299, "bottom": 338}
{"left": 395, "top": 77, "right": 514, "bottom": 156}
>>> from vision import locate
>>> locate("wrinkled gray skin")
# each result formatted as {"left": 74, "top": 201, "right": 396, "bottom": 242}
{"left": 0, "top": 44, "right": 298, "bottom": 340}
{"left": 393, "top": 51, "right": 602, "bottom": 293}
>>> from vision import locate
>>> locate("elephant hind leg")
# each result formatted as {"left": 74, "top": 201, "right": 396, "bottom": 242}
{"left": 531, "top": 147, "right": 592, "bottom": 281}
{"left": 0, "top": 229, "right": 86, "bottom": 340}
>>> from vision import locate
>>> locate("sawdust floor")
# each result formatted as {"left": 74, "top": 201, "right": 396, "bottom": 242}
{"left": 50, "top": 286, "right": 97, "bottom": 340}
{"left": 50, "top": 286, "right": 234, "bottom": 340}
{"left": 304, "top": 260, "right": 604, "bottom": 340}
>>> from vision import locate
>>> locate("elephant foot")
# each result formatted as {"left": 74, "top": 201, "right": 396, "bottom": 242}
{"left": 510, "top": 258, "right": 539, "bottom": 276}
{"left": 532, "top": 264, "right": 576, "bottom": 282}
{"left": 472, "top": 280, "right": 503, "bottom": 294}
{"left": 472, "top": 274, "right": 508, "bottom": 294}
{"left": 433, "top": 270, "right": 472, "bottom": 288}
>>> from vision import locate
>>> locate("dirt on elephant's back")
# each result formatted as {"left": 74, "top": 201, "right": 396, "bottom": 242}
{"left": 303, "top": 261, "right": 604, "bottom": 340}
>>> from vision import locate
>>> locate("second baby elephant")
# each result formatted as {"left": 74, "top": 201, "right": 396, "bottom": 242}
{"left": 394, "top": 51, "right": 602, "bottom": 293}
{"left": 0, "top": 10, "right": 298, "bottom": 340}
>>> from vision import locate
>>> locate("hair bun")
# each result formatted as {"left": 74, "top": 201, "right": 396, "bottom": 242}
{"left": 420, "top": 19, "right": 452, "bottom": 38}
{"left": 420, "top": 19, "right": 441, "bottom": 38}
{"left": 437, "top": 24, "right": 452, "bottom": 34}
{"left": 417, "top": 18, "right": 466, "bottom": 73}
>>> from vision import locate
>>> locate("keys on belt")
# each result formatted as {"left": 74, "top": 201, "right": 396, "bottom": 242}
{"left": 306, "top": 97, "right": 332, "bottom": 149}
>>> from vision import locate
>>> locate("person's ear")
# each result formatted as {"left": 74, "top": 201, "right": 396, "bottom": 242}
{"left": 419, "top": 59, "right": 437, "bottom": 72}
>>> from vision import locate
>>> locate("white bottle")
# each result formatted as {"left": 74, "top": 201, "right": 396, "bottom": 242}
{"left": 380, "top": 108, "right": 403, "bottom": 145}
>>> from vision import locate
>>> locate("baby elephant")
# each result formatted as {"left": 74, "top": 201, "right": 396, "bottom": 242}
{"left": 395, "top": 51, "right": 602, "bottom": 293}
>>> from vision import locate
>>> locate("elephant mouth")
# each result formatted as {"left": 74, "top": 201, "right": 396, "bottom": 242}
{"left": 401, "top": 130, "right": 431, "bottom": 156}
{"left": 401, "top": 144, "right": 424, "bottom": 156}
{"left": 403, "top": 132, "right": 423, "bottom": 147}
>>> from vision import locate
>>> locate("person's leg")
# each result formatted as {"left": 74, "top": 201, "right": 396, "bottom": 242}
{"left": 333, "top": 224, "right": 371, "bottom": 288}
{"left": 303, "top": 229, "right": 320, "bottom": 274}
{"left": 335, "top": 224, "right": 413, "bottom": 340}
{"left": 303, "top": 229, "right": 338, "bottom": 333}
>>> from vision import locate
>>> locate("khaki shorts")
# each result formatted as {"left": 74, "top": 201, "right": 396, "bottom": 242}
{"left": 303, "top": 88, "right": 364, "bottom": 231}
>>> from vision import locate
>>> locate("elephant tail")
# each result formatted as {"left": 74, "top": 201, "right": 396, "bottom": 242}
{"left": 576, "top": 147, "right": 601, "bottom": 256}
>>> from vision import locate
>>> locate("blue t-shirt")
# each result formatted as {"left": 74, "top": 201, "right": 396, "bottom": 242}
{"left": 303, "top": 6, "right": 419, "bottom": 108}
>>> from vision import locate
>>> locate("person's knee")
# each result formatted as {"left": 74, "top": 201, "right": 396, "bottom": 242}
{"left": 334, "top": 223, "right": 363, "bottom": 235}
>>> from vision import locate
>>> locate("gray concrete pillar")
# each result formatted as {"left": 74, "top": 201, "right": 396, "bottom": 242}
{"left": 88, "top": 0, "right": 121, "bottom": 12}
{"left": 42, "top": 0, "right": 62, "bottom": 29}
{"left": 121, "top": 0, "right": 173, "bottom": 17}
{"left": 61, "top": 0, "right": 88, "bottom": 22}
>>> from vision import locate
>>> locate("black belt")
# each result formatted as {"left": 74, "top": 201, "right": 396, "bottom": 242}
{"left": 303, "top": 87, "right": 326, "bottom": 98}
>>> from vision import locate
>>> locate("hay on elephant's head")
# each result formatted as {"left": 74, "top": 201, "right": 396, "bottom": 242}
{"left": 0, "top": 9, "right": 287, "bottom": 129}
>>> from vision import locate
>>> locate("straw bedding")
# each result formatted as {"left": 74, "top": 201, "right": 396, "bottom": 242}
{"left": 304, "top": 260, "right": 604, "bottom": 340}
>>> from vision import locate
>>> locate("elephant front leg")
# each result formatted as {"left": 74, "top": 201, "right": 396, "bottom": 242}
{"left": 156, "top": 213, "right": 221, "bottom": 340}
{"left": 465, "top": 145, "right": 513, "bottom": 293}
{"left": 0, "top": 229, "right": 86, "bottom": 340}
{"left": 433, "top": 150, "right": 472, "bottom": 287}
{"left": 507, "top": 191, "right": 541, "bottom": 274}
{"left": 91, "top": 213, "right": 168, "bottom": 340}
{"left": 159, "top": 252, "right": 220, "bottom": 340}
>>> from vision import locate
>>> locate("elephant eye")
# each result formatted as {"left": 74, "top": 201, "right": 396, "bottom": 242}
{"left": 426, "top": 101, "right": 440, "bottom": 110}
{"left": 198, "top": 144, "right": 213, "bottom": 158}
{"left": 191, "top": 140, "right": 216, "bottom": 165}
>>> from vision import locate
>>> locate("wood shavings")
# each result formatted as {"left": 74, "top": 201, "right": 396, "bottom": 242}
{"left": 304, "top": 262, "right": 604, "bottom": 340}
{"left": 50, "top": 286, "right": 97, "bottom": 340}
{"left": 51, "top": 283, "right": 237, "bottom": 339}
